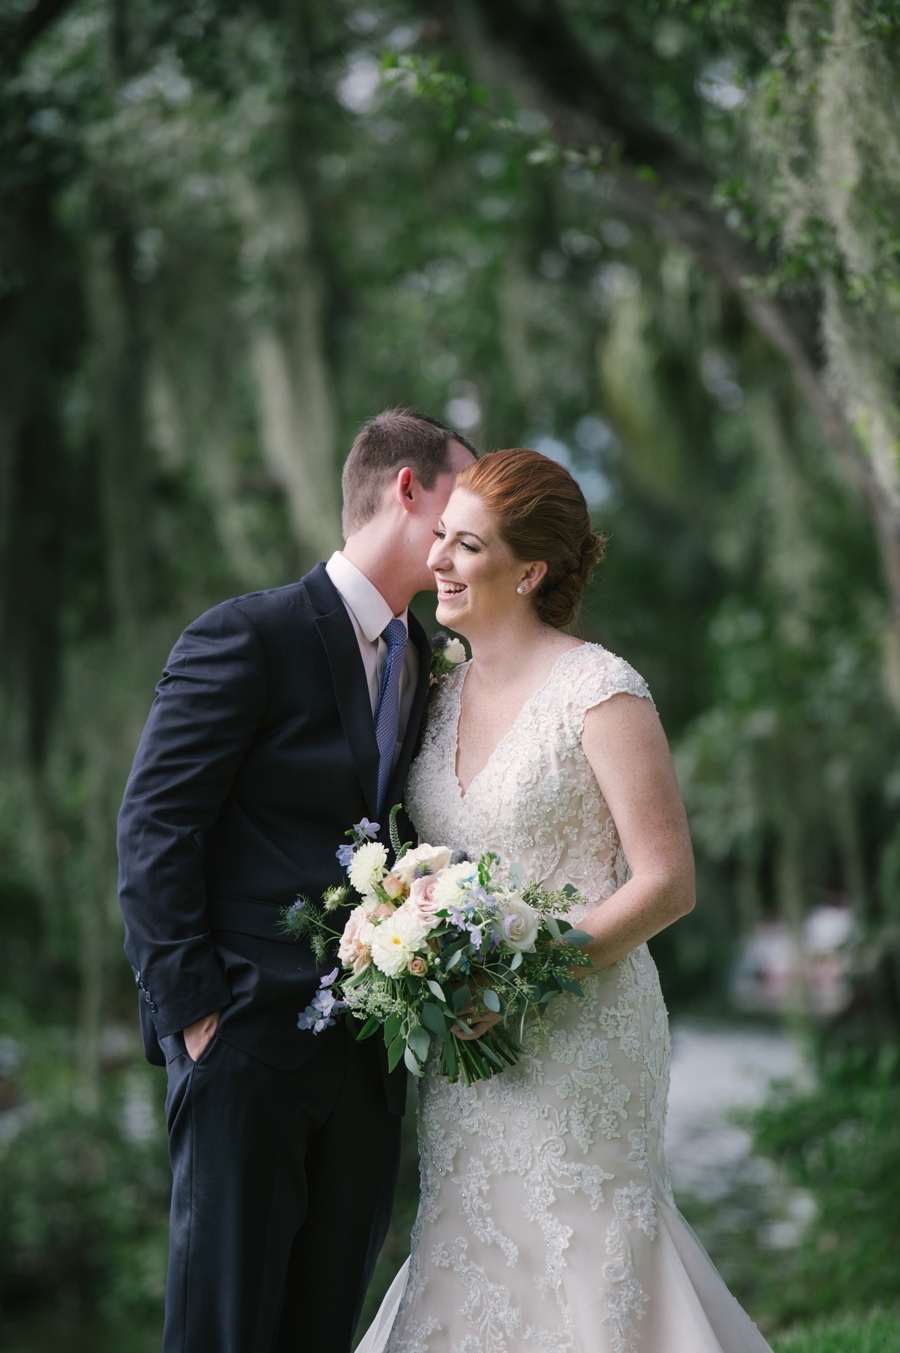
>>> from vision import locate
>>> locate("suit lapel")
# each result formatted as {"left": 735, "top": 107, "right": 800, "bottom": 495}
{"left": 304, "top": 564, "right": 380, "bottom": 818}
{"left": 386, "top": 612, "right": 433, "bottom": 815}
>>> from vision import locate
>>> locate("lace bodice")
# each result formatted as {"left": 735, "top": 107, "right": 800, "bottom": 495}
{"left": 406, "top": 643, "right": 653, "bottom": 920}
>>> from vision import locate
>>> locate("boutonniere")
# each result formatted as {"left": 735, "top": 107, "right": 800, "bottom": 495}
{"left": 429, "top": 630, "right": 468, "bottom": 684}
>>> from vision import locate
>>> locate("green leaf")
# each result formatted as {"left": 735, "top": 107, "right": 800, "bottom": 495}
{"left": 561, "top": 883, "right": 578, "bottom": 899}
{"left": 404, "top": 1044, "right": 422, "bottom": 1076}
{"left": 479, "top": 1038, "right": 504, "bottom": 1068}
{"left": 426, "top": 979, "right": 447, "bottom": 1003}
{"left": 509, "top": 951, "right": 523, "bottom": 971}
{"left": 354, "top": 1015, "right": 380, "bottom": 1041}
{"left": 564, "top": 929, "right": 592, "bottom": 948}
{"left": 387, "top": 1035, "right": 406, "bottom": 1073}
{"left": 445, "top": 948, "right": 463, "bottom": 971}
{"left": 545, "top": 915, "right": 562, "bottom": 941}
{"left": 558, "top": 976, "right": 585, "bottom": 997}
{"left": 421, "top": 1001, "right": 448, "bottom": 1036}
{"left": 408, "top": 1023, "right": 431, "bottom": 1061}
{"left": 483, "top": 988, "right": 501, "bottom": 1013}
{"left": 442, "top": 1030, "right": 459, "bottom": 1080}
{"left": 452, "top": 984, "right": 471, "bottom": 1014}
{"left": 384, "top": 1013, "right": 402, "bottom": 1046}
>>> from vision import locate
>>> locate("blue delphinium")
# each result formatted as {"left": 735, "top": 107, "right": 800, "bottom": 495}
{"left": 297, "top": 969, "right": 347, "bottom": 1033}
{"left": 336, "top": 843, "right": 355, "bottom": 868}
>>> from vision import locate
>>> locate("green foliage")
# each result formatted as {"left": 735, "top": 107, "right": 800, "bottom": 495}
{"left": 771, "top": 1308, "right": 900, "bottom": 1353}
{"left": 750, "top": 1047, "right": 900, "bottom": 1323}
{"left": 0, "top": 1009, "right": 170, "bottom": 1326}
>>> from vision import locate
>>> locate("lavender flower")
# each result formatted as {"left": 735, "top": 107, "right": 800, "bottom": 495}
{"left": 336, "top": 843, "right": 355, "bottom": 868}
{"left": 297, "top": 971, "right": 347, "bottom": 1033}
{"left": 353, "top": 818, "right": 380, "bottom": 840}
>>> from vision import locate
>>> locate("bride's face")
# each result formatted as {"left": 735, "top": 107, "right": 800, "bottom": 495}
{"left": 429, "top": 488, "right": 544, "bottom": 634}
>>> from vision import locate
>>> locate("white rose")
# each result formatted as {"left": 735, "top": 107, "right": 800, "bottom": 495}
{"left": 391, "top": 843, "right": 452, "bottom": 887}
{"left": 371, "top": 907, "right": 430, "bottom": 977}
{"left": 499, "top": 894, "right": 540, "bottom": 953}
{"left": 347, "top": 841, "right": 388, "bottom": 896}
{"left": 338, "top": 900, "right": 378, "bottom": 970}
{"left": 431, "top": 860, "right": 479, "bottom": 910}
{"left": 444, "top": 637, "right": 467, "bottom": 666}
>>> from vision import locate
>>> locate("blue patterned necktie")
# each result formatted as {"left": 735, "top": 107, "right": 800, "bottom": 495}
{"left": 375, "top": 617, "right": 408, "bottom": 816}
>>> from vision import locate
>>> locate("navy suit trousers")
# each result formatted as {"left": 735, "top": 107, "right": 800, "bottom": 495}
{"left": 163, "top": 1025, "right": 401, "bottom": 1353}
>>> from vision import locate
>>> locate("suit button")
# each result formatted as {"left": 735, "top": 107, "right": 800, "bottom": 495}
{"left": 142, "top": 990, "right": 153, "bottom": 1004}
{"left": 148, "top": 1002, "right": 158, "bottom": 1013}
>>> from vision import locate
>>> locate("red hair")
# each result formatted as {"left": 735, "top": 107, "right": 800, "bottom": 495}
{"left": 455, "top": 449, "right": 605, "bottom": 628}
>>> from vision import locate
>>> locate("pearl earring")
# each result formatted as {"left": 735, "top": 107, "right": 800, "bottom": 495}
{"left": 517, "top": 584, "right": 527, "bottom": 594}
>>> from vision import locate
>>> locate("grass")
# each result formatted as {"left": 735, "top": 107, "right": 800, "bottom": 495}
{"left": 771, "top": 1309, "right": 900, "bottom": 1352}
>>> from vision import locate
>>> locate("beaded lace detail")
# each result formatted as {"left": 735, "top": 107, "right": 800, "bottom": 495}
{"left": 368, "top": 645, "right": 772, "bottom": 1353}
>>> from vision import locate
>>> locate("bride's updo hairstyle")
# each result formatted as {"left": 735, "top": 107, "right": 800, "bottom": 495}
{"left": 454, "top": 448, "right": 606, "bottom": 629}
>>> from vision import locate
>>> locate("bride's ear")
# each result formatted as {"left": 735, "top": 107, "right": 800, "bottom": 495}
{"left": 517, "top": 560, "right": 548, "bottom": 595}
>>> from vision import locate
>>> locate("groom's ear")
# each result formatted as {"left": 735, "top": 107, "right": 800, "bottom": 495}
{"left": 394, "top": 466, "right": 416, "bottom": 511}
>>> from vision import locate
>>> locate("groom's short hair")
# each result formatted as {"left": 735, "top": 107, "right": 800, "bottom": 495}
{"left": 341, "top": 408, "right": 477, "bottom": 537}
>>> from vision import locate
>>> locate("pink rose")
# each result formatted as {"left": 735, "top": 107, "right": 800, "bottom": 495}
{"left": 407, "top": 956, "right": 428, "bottom": 977}
{"left": 405, "top": 875, "right": 443, "bottom": 926}
{"left": 372, "top": 902, "right": 395, "bottom": 920}
{"left": 338, "top": 903, "right": 376, "bottom": 971}
{"left": 382, "top": 874, "right": 404, "bottom": 900}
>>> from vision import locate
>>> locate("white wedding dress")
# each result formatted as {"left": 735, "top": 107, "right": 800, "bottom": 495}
{"left": 357, "top": 644, "right": 772, "bottom": 1353}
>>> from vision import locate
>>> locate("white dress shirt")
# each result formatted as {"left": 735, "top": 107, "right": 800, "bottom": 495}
{"left": 324, "top": 553, "right": 419, "bottom": 766}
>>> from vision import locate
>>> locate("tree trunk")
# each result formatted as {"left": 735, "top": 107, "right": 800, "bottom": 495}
{"left": 86, "top": 228, "right": 153, "bottom": 635}
{"left": 240, "top": 180, "right": 343, "bottom": 566}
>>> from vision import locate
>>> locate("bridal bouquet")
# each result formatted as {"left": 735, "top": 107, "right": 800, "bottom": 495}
{"left": 282, "top": 808, "right": 592, "bottom": 1085}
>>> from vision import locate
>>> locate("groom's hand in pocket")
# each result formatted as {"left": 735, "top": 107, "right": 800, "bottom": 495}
{"left": 184, "top": 1010, "right": 220, "bottom": 1061}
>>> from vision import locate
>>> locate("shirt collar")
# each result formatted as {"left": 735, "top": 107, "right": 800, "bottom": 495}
{"left": 325, "top": 552, "right": 408, "bottom": 644}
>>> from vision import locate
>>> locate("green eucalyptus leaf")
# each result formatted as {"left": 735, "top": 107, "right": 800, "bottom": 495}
{"left": 421, "top": 1002, "right": 447, "bottom": 1036}
{"left": 408, "top": 1024, "right": 431, "bottom": 1061}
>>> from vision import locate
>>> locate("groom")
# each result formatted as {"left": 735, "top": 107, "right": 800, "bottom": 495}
{"left": 117, "top": 409, "right": 474, "bottom": 1353}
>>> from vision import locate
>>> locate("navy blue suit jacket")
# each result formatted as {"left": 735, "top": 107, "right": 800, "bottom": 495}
{"left": 117, "top": 564, "right": 432, "bottom": 1113}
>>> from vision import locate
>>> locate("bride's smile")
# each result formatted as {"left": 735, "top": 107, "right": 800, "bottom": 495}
{"left": 428, "top": 487, "right": 546, "bottom": 636}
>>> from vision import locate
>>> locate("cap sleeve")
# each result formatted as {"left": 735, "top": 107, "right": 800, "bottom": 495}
{"left": 558, "top": 644, "right": 655, "bottom": 742}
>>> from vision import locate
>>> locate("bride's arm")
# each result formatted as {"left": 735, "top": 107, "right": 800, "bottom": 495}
{"left": 577, "top": 691, "right": 695, "bottom": 969}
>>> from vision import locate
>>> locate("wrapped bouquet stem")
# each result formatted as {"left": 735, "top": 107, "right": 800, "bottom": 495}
{"left": 282, "top": 806, "right": 593, "bottom": 1085}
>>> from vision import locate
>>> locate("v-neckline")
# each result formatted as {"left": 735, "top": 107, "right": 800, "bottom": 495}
{"left": 451, "top": 645, "right": 586, "bottom": 801}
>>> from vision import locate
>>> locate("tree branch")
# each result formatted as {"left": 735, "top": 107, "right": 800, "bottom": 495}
{"left": 430, "top": 0, "right": 900, "bottom": 620}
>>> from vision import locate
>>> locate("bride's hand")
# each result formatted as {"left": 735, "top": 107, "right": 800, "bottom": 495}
{"left": 452, "top": 1010, "right": 503, "bottom": 1041}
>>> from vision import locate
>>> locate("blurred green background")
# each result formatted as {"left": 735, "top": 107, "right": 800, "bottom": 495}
{"left": 2, "top": 0, "right": 900, "bottom": 1348}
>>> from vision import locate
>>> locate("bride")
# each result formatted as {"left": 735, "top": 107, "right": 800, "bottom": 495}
{"left": 358, "top": 448, "right": 772, "bottom": 1353}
